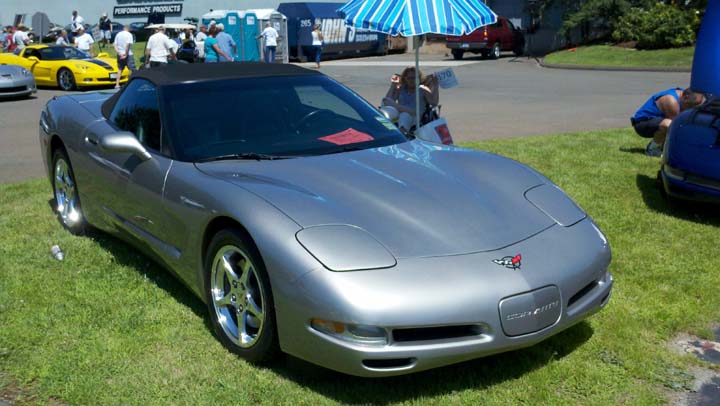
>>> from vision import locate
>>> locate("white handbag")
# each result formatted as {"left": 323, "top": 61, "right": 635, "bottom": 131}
{"left": 416, "top": 117, "right": 453, "bottom": 145}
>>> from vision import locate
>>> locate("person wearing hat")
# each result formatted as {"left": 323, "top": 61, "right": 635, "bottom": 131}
{"left": 215, "top": 23, "right": 236, "bottom": 62}
{"left": 145, "top": 26, "right": 177, "bottom": 68}
{"left": 74, "top": 26, "right": 95, "bottom": 57}
{"left": 70, "top": 10, "right": 84, "bottom": 43}
{"left": 98, "top": 12, "right": 113, "bottom": 50}
{"left": 12, "top": 24, "right": 30, "bottom": 53}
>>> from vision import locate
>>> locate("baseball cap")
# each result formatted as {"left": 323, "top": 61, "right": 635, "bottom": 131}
{"left": 217, "top": 23, "right": 224, "bottom": 30}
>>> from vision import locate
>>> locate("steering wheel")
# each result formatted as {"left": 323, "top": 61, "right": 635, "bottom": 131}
{"left": 295, "top": 109, "right": 335, "bottom": 130}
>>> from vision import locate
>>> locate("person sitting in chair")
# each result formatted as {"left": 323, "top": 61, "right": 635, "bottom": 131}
{"left": 382, "top": 67, "right": 439, "bottom": 134}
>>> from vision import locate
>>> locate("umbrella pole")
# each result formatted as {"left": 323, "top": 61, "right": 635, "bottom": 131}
{"left": 415, "top": 36, "right": 421, "bottom": 133}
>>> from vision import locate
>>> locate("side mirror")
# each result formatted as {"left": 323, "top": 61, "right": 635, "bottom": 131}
{"left": 98, "top": 132, "right": 152, "bottom": 161}
{"left": 97, "top": 52, "right": 109, "bottom": 58}
{"left": 27, "top": 56, "right": 39, "bottom": 62}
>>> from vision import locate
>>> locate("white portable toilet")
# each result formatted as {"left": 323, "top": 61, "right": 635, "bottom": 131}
{"left": 245, "top": 9, "right": 289, "bottom": 64}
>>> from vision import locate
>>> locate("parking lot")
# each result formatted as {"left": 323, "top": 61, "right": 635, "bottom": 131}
{"left": 0, "top": 53, "right": 689, "bottom": 183}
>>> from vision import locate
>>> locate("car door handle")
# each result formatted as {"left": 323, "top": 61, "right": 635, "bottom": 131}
{"left": 85, "top": 136, "right": 99, "bottom": 146}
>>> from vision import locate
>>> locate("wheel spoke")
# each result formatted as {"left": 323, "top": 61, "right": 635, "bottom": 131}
{"left": 214, "top": 291, "right": 234, "bottom": 308}
{"left": 245, "top": 294, "right": 264, "bottom": 323}
{"left": 239, "top": 258, "right": 252, "bottom": 286}
{"left": 221, "top": 255, "right": 240, "bottom": 282}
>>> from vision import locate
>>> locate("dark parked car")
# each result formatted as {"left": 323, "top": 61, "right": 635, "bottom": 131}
{"left": 659, "top": 0, "right": 720, "bottom": 204}
{"left": 89, "top": 23, "right": 124, "bottom": 43}
{"left": 129, "top": 21, "right": 151, "bottom": 42}
{"left": 446, "top": 16, "right": 525, "bottom": 60}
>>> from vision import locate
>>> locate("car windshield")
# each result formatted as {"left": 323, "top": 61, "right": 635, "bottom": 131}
{"left": 162, "top": 75, "right": 408, "bottom": 162}
{"left": 38, "top": 46, "right": 91, "bottom": 61}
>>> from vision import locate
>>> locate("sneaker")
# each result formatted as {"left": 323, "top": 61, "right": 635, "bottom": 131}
{"left": 645, "top": 140, "right": 663, "bottom": 157}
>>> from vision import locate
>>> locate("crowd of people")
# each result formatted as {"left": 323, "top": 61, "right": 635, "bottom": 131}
{"left": 1, "top": 9, "right": 294, "bottom": 68}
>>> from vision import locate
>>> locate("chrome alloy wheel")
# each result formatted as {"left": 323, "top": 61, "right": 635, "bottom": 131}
{"left": 57, "top": 69, "right": 75, "bottom": 91}
{"left": 54, "top": 158, "right": 81, "bottom": 227}
{"left": 210, "top": 245, "right": 266, "bottom": 348}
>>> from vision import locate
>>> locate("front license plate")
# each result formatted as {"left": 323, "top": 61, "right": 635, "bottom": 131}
{"left": 109, "top": 73, "right": 117, "bottom": 79}
{"left": 460, "top": 43, "right": 470, "bottom": 48}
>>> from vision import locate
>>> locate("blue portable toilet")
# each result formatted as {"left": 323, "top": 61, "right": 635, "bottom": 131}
{"left": 201, "top": 10, "right": 243, "bottom": 61}
{"left": 242, "top": 12, "right": 261, "bottom": 62}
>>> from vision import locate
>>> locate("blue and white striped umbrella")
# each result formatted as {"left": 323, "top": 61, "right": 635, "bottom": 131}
{"left": 337, "top": 0, "right": 497, "bottom": 37}
{"left": 337, "top": 0, "right": 496, "bottom": 133}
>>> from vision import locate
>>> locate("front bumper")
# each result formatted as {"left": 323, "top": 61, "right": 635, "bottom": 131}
{"left": 0, "top": 76, "right": 36, "bottom": 98}
{"left": 661, "top": 164, "right": 720, "bottom": 203}
{"left": 275, "top": 218, "right": 613, "bottom": 377}
{"left": 75, "top": 71, "right": 128, "bottom": 87}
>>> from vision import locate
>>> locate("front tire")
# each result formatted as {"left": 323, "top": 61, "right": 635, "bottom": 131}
{"left": 205, "top": 229, "right": 279, "bottom": 363}
{"left": 491, "top": 42, "right": 501, "bottom": 59}
{"left": 57, "top": 68, "right": 76, "bottom": 91}
{"left": 52, "top": 148, "right": 86, "bottom": 235}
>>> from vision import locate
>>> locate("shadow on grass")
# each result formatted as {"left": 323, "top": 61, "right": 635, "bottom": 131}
{"left": 636, "top": 174, "right": 720, "bottom": 226}
{"left": 49, "top": 199, "right": 596, "bottom": 401}
{"left": 271, "top": 322, "right": 594, "bottom": 404}
{"left": 619, "top": 147, "right": 646, "bottom": 155}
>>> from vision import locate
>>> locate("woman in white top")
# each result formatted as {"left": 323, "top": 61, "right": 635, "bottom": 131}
{"left": 311, "top": 24, "right": 323, "bottom": 69}
{"left": 55, "top": 30, "right": 69, "bottom": 46}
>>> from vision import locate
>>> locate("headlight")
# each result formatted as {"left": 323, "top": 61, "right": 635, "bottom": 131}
{"left": 311, "top": 318, "right": 388, "bottom": 345}
{"left": 296, "top": 225, "right": 396, "bottom": 271}
{"left": 20, "top": 68, "right": 31, "bottom": 76}
{"left": 525, "top": 183, "right": 587, "bottom": 227}
{"left": 663, "top": 164, "right": 686, "bottom": 181}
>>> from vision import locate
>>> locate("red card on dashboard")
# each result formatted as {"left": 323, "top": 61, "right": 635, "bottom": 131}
{"left": 319, "top": 128, "right": 374, "bottom": 145}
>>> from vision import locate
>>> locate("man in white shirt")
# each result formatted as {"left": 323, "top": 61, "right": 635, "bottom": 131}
{"left": 70, "top": 10, "right": 84, "bottom": 43}
{"left": 113, "top": 25, "right": 135, "bottom": 88}
{"left": 145, "top": 26, "right": 176, "bottom": 68}
{"left": 74, "top": 26, "right": 94, "bottom": 57}
{"left": 257, "top": 23, "right": 280, "bottom": 63}
{"left": 12, "top": 24, "right": 30, "bottom": 52}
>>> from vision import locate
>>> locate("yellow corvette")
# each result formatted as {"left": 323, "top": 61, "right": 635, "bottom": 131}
{"left": 0, "top": 44, "right": 129, "bottom": 91}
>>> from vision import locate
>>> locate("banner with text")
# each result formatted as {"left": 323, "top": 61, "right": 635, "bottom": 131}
{"left": 113, "top": 4, "right": 183, "bottom": 17}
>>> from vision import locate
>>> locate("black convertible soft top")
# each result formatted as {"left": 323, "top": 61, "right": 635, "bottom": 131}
{"left": 101, "top": 62, "right": 321, "bottom": 118}
{"left": 132, "top": 61, "right": 320, "bottom": 86}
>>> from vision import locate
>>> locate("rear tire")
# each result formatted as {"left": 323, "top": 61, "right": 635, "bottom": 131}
{"left": 52, "top": 148, "right": 87, "bottom": 235}
{"left": 205, "top": 228, "right": 280, "bottom": 364}
{"left": 491, "top": 42, "right": 501, "bottom": 59}
{"left": 451, "top": 49, "right": 464, "bottom": 60}
{"left": 57, "top": 68, "right": 76, "bottom": 91}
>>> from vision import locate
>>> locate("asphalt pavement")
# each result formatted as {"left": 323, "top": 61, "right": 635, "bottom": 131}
{"left": 0, "top": 53, "right": 689, "bottom": 184}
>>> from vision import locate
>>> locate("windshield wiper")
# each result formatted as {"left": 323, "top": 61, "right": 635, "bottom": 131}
{"left": 326, "top": 146, "right": 365, "bottom": 155}
{"left": 196, "top": 153, "right": 288, "bottom": 163}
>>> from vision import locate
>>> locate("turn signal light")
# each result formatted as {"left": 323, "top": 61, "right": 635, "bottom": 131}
{"left": 311, "top": 318, "right": 388, "bottom": 346}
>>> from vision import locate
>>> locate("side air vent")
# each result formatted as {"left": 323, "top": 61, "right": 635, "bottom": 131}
{"left": 568, "top": 281, "right": 599, "bottom": 308}
{"left": 392, "top": 324, "right": 484, "bottom": 342}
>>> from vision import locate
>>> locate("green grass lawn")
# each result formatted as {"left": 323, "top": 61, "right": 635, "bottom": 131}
{"left": 1, "top": 128, "right": 719, "bottom": 404}
{"left": 543, "top": 45, "right": 694, "bottom": 69}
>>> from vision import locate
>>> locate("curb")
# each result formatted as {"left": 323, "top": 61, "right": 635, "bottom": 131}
{"left": 539, "top": 58, "right": 691, "bottom": 73}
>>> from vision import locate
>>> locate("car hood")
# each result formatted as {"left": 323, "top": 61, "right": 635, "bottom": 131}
{"left": 197, "top": 141, "right": 555, "bottom": 258}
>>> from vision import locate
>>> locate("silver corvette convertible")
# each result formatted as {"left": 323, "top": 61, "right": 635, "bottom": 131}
{"left": 0, "top": 64, "right": 36, "bottom": 99}
{"left": 39, "top": 63, "right": 612, "bottom": 377}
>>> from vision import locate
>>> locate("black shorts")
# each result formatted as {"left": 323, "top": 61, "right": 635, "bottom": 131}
{"left": 117, "top": 55, "right": 136, "bottom": 73}
{"left": 631, "top": 117, "right": 663, "bottom": 138}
